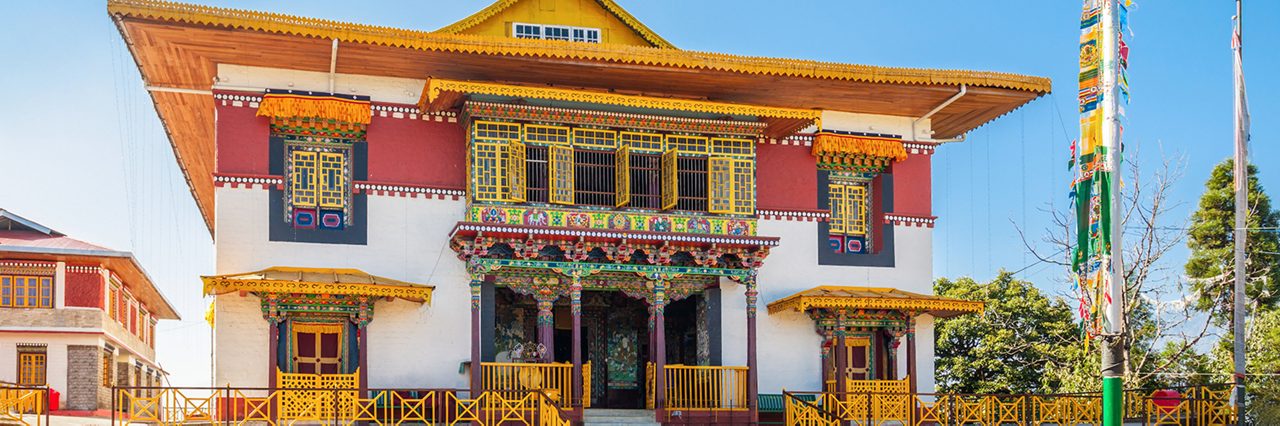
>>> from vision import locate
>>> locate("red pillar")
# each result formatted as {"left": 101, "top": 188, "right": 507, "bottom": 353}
{"left": 470, "top": 279, "right": 483, "bottom": 396}
{"left": 653, "top": 279, "right": 667, "bottom": 422}
{"left": 536, "top": 296, "right": 555, "bottom": 362}
{"left": 746, "top": 278, "right": 759, "bottom": 422}
{"left": 570, "top": 277, "right": 583, "bottom": 419}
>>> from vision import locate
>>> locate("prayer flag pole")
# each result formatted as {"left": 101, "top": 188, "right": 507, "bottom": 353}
{"left": 1231, "top": 0, "right": 1249, "bottom": 415}
{"left": 1098, "top": 0, "right": 1126, "bottom": 423}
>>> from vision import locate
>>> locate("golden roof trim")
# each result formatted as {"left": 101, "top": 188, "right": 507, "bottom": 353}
{"left": 766, "top": 285, "right": 983, "bottom": 316}
{"left": 422, "top": 78, "right": 823, "bottom": 123}
{"left": 201, "top": 267, "right": 433, "bottom": 304}
{"left": 433, "top": 0, "right": 676, "bottom": 49}
{"left": 106, "top": 0, "right": 1050, "bottom": 93}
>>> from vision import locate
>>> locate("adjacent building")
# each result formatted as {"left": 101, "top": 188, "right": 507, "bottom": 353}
{"left": 109, "top": 0, "right": 1047, "bottom": 422}
{"left": 0, "top": 209, "right": 178, "bottom": 414}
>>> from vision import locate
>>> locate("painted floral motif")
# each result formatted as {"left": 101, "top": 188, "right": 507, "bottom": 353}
{"left": 481, "top": 207, "right": 507, "bottom": 224}
{"left": 566, "top": 213, "right": 592, "bottom": 228}
{"left": 607, "top": 214, "right": 631, "bottom": 230}
{"left": 522, "top": 209, "right": 549, "bottom": 227}
{"left": 726, "top": 220, "right": 750, "bottom": 236}
{"left": 648, "top": 216, "right": 672, "bottom": 233}
{"left": 686, "top": 218, "right": 711, "bottom": 234}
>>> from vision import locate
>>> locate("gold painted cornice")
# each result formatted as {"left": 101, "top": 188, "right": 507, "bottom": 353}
{"left": 202, "top": 267, "right": 433, "bottom": 303}
{"left": 421, "top": 78, "right": 823, "bottom": 123}
{"left": 766, "top": 285, "right": 983, "bottom": 318}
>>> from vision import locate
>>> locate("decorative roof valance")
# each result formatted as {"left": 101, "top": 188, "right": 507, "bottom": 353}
{"left": 767, "top": 286, "right": 982, "bottom": 319}
{"left": 811, "top": 133, "right": 909, "bottom": 172}
{"left": 421, "top": 78, "right": 821, "bottom": 138}
{"left": 257, "top": 91, "right": 372, "bottom": 124}
{"left": 202, "top": 266, "right": 433, "bottom": 303}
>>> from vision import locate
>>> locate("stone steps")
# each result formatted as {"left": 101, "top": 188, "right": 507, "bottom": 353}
{"left": 582, "top": 408, "right": 659, "bottom": 425}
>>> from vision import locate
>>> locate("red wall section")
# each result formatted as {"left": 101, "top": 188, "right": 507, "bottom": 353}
{"left": 365, "top": 113, "right": 466, "bottom": 189}
{"left": 890, "top": 153, "right": 932, "bottom": 216}
{"left": 64, "top": 267, "right": 103, "bottom": 308}
{"left": 756, "top": 143, "right": 817, "bottom": 211}
{"left": 214, "top": 91, "right": 271, "bottom": 175}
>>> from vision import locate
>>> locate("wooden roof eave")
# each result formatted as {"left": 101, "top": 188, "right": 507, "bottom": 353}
{"left": 201, "top": 268, "right": 434, "bottom": 304}
{"left": 765, "top": 287, "right": 983, "bottom": 319}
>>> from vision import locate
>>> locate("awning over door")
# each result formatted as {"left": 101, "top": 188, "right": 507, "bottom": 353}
{"left": 202, "top": 266, "right": 433, "bottom": 303}
{"left": 766, "top": 286, "right": 981, "bottom": 318}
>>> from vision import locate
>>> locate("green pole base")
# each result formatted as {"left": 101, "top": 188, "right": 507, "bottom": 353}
{"left": 1102, "top": 376, "right": 1123, "bottom": 426}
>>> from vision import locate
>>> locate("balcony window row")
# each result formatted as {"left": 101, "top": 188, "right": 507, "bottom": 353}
{"left": 469, "top": 121, "right": 756, "bottom": 216}
{"left": 0, "top": 275, "right": 52, "bottom": 308}
{"left": 108, "top": 279, "right": 157, "bottom": 348}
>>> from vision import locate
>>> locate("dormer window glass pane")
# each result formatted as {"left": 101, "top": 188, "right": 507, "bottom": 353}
{"left": 513, "top": 23, "right": 601, "bottom": 43}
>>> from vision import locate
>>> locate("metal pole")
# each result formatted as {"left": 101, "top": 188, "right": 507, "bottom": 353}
{"left": 1232, "top": 0, "right": 1249, "bottom": 417}
{"left": 1098, "top": 0, "right": 1127, "bottom": 424}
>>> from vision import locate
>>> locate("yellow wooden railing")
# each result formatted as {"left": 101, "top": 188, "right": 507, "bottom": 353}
{"left": 644, "top": 363, "right": 749, "bottom": 411}
{"left": 115, "top": 387, "right": 571, "bottom": 426}
{"left": 0, "top": 385, "right": 46, "bottom": 426}
{"left": 823, "top": 377, "right": 910, "bottom": 394}
{"left": 276, "top": 369, "right": 360, "bottom": 420}
{"left": 480, "top": 362, "right": 590, "bottom": 409}
{"left": 782, "top": 386, "right": 1238, "bottom": 426}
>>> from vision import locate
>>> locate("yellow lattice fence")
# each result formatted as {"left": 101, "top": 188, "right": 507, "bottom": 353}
{"left": 480, "top": 362, "right": 591, "bottom": 409}
{"left": 0, "top": 385, "right": 45, "bottom": 426}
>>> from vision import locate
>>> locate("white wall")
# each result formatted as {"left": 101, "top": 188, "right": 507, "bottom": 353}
{"left": 216, "top": 64, "right": 424, "bottom": 105}
{"left": 726, "top": 219, "right": 936, "bottom": 394}
{"left": 0, "top": 333, "right": 103, "bottom": 398}
{"left": 213, "top": 187, "right": 471, "bottom": 389}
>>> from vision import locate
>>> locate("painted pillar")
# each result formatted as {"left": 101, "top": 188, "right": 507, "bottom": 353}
{"left": 745, "top": 276, "right": 759, "bottom": 421}
{"left": 358, "top": 324, "right": 369, "bottom": 397}
{"left": 268, "top": 321, "right": 279, "bottom": 389}
{"left": 834, "top": 311, "right": 848, "bottom": 396}
{"left": 907, "top": 318, "right": 917, "bottom": 394}
{"left": 652, "top": 278, "right": 667, "bottom": 421}
{"left": 570, "top": 272, "right": 583, "bottom": 418}
{"left": 820, "top": 336, "right": 831, "bottom": 389}
{"left": 470, "top": 278, "right": 483, "bottom": 396}
{"left": 535, "top": 293, "right": 556, "bottom": 362}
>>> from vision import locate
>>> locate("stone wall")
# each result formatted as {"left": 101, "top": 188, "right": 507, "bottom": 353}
{"left": 65, "top": 345, "right": 102, "bottom": 411}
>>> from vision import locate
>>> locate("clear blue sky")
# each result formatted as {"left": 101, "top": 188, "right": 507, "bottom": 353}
{"left": 0, "top": 1, "right": 1275, "bottom": 386}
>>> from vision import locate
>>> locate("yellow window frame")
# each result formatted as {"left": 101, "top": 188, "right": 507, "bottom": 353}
{"left": 615, "top": 145, "right": 631, "bottom": 207}
{"left": 829, "top": 182, "right": 868, "bottom": 236}
{"left": 18, "top": 352, "right": 46, "bottom": 385}
{"left": 548, "top": 145, "right": 575, "bottom": 205}
{"left": 572, "top": 128, "right": 617, "bottom": 149}
{"left": 291, "top": 322, "right": 344, "bottom": 374}
{"left": 474, "top": 120, "right": 522, "bottom": 141}
{"left": 730, "top": 158, "right": 755, "bottom": 215}
{"left": 710, "top": 137, "right": 755, "bottom": 157}
{"left": 524, "top": 124, "right": 570, "bottom": 145}
{"left": 508, "top": 140, "right": 527, "bottom": 202}
{"left": 620, "top": 131, "right": 664, "bottom": 153}
{"left": 707, "top": 157, "right": 735, "bottom": 214}
{"left": 317, "top": 152, "right": 345, "bottom": 209}
{"left": 471, "top": 141, "right": 508, "bottom": 202}
{"left": 665, "top": 135, "right": 708, "bottom": 155}
{"left": 660, "top": 148, "right": 679, "bottom": 210}
{"left": 290, "top": 151, "right": 318, "bottom": 208}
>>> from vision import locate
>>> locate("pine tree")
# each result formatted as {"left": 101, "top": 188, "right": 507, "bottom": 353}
{"left": 1185, "top": 159, "right": 1280, "bottom": 324}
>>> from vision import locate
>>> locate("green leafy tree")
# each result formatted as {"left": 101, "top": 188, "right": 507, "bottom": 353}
{"left": 1211, "top": 308, "right": 1280, "bottom": 421}
{"left": 934, "top": 272, "right": 1079, "bottom": 394}
{"left": 1186, "top": 159, "right": 1280, "bottom": 324}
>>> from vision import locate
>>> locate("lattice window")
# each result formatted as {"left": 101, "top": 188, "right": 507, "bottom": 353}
{"left": 18, "top": 349, "right": 46, "bottom": 385}
{"left": 1, "top": 276, "right": 52, "bottom": 308}
{"left": 615, "top": 146, "right": 630, "bottom": 207}
{"left": 475, "top": 121, "right": 522, "bottom": 140}
{"left": 572, "top": 128, "right": 617, "bottom": 149}
{"left": 829, "top": 181, "right": 869, "bottom": 236}
{"left": 290, "top": 151, "right": 318, "bottom": 208}
{"left": 471, "top": 142, "right": 508, "bottom": 202}
{"left": 508, "top": 140, "right": 527, "bottom": 202}
{"left": 711, "top": 137, "right": 755, "bottom": 157}
{"left": 621, "top": 131, "right": 665, "bottom": 153}
{"left": 666, "top": 135, "right": 708, "bottom": 155}
{"left": 549, "top": 145, "right": 575, "bottom": 205}
{"left": 574, "top": 149, "right": 616, "bottom": 206}
{"left": 101, "top": 348, "right": 114, "bottom": 387}
{"left": 661, "top": 149, "right": 678, "bottom": 210}
{"left": 730, "top": 158, "right": 755, "bottom": 215}
{"left": 317, "top": 152, "right": 345, "bottom": 209}
{"left": 524, "top": 124, "right": 570, "bottom": 145}
{"left": 707, "top": 157, "right": 735, "bottom": 214}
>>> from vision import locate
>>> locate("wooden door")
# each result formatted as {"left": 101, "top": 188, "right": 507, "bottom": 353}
{"left": 293, "top": 323, "right": 343, "bottom": 374}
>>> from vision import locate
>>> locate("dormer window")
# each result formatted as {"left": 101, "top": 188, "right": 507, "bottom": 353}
{"left": 513, "top": 23, "right": 600, "bottom": 43}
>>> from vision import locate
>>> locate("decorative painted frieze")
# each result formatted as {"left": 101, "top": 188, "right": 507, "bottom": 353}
{"left": 467, "top": 204, "right": 757, "bottom": 237}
